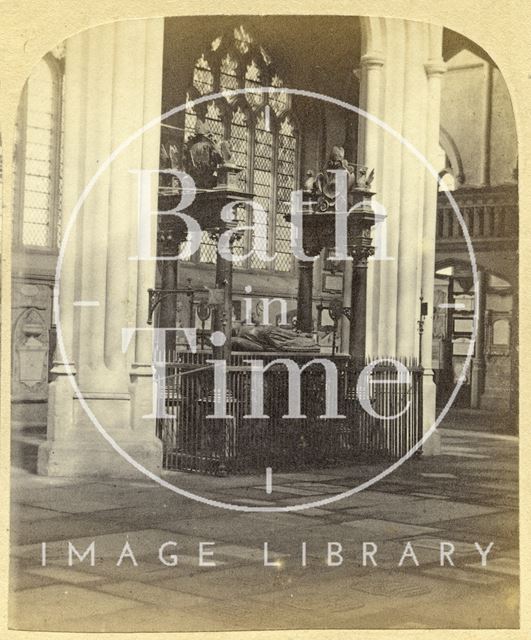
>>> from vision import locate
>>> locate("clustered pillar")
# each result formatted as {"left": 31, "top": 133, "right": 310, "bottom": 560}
{"left": 357, "top": 18, "right": 446, "bottom": 454}
{"left": 39, "top": 19, "right": 165, "bottom": 477}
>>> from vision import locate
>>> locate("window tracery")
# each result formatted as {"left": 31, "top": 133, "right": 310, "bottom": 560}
{"left": 183, "top": 25, "right": 299, "bottom": 272}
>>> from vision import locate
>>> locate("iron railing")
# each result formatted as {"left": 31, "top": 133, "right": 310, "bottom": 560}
{"left": 158, "top": 352, "right": 423, "bottom": 475}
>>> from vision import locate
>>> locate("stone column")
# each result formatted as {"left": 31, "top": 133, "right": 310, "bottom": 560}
{"left": 156, "top": 223, "right": 180, "bottom": 354}
{"left": 349, "top": 245, "right": 373, "bottom": 359}
{"left": 470, "top": 269, "right": 487, "bottom": 408}
{"left": 421, "top": 39, "right": 446, "bottom": 455}
{"left": 159, "top": 262, "right": 178, "bottom": 330}
{"left": 395, "top": 21, "right": 429, "bottom": 359}
{"left": 358, "top": 52, "right": 384, "bottom": 357}
{"left": 212, "top": 230, "right": 236, "bottom": 360}
{"left": 339, "top": 261, "right": 352, "bottom": 354}
{"left": 39, "top": 19, "right": 165, "bottom": 477}
{"left": 128, "top": 18, "right": 166, "bottom": 464}
{"left": 358, "top": 18, "right": 444, "bottom": 454}
{"left": 297, "top": 260, "right": 315, "bottom": 334}
{"left": 358, "top": 20, "right": 400, "bottom": 357}
{"left": 40, "top": 30, "right": 85, "bottom": 451}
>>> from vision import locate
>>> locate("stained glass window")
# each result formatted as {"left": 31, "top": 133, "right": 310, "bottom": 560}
{"left": 245, "top": 60, "right": 263, "bottom": 107}
{"left": 199, "top": 102, "right": 224, "bottom": 263}
{"left": 269, "top": 74, "right": 289, "bottom": 116}
{"left": 183, "top": 92, "right": 197, "bottom": 143}
{"left": 204, "top": 101, "right": 224, "bottom": 137}
{"left": 230, "top": 107, "right": 249, "bottom": 173}
{"left": 193, "top": 55, "right": 214, "bottom": 96}
{"left": 16, "top": 56, "right": 63, "bottom": 248}
{"left": 220, "top": 53, "right": 238, "bottom": 97}
{"left": 252, "top": 112, "right": 273, "bottom": 269}
{"left": 230, "top": 108, "right": 250, "bottom": 264}
{"left": 56, "top": 77, "right": 65, "bottom": 242}
{"left": 234, "top": 25, "right": 252, "bottom": 54}
{"left": 275, "top": 117, "right": 297, "bottom": 271}
{"left": 186, "top": 26, "right": 298, "bottom": 271}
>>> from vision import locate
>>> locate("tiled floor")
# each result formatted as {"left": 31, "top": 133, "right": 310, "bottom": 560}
{"left": 8, "top": 428, "right": 519, "bottom": 631}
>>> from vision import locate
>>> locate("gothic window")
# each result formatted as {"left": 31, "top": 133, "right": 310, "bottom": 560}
{"left": 15, "top": 54, "right": 64, "bottom": 249}
{"left": 184, "top": 25, "right": 300, "bottom": 272}
{"left": 276, "top": 116, "right": 298, "bottom": 271}
{"left": 199, "top": 102, "right": 223, "bottom": 264}
{"left": 252, "top": 111, "right": 273, "bottom": 269}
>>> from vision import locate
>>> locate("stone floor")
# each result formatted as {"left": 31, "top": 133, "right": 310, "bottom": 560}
{"left": 9, "top": 428, "right": 519, "bottom": 632}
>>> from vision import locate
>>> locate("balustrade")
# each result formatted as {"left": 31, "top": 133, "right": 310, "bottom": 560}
{"left": 436, "top": 186, "right": 517, "bottom": 242}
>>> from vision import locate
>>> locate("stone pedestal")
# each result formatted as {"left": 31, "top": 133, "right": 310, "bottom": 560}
{"left": 38, "top": 437, "right": 162, "bottom": 478}
{"left": 421, "top": 369, "right": 441, "bottom": 456}
{"left": 39, "top": 363, "right": 162, "bottom": 477}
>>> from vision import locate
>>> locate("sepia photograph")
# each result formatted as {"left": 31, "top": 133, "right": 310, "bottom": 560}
{"left": 2, "top": 9, "right": 521, "bottom": 633}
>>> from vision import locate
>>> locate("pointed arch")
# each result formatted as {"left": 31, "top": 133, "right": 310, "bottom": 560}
{"left": 359, "top": 16, "right": 385, "bottom": 59}
{"left": 184, "top": 24, "right": 299, "bottom": 271}
{"left": 440, "top": 126, "right": 465, "bottom": 185}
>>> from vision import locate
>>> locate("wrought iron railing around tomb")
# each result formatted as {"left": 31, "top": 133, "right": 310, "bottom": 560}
{"left": 157, "top": 352, "right": 423, "bottom": 475}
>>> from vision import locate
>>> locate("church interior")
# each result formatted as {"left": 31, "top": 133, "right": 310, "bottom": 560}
{"left": 5, "top": 15, "right": 518, "bottom": 478}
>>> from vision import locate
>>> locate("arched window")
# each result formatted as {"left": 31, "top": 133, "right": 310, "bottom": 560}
{"left": 14, "top": 54, "right": 64, "bottom": 249}
{"left": 183, "top": 26, "right": 299, "bottom": 272}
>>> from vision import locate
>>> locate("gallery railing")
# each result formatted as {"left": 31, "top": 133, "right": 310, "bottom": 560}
{"left": 436, "top": 185, "right": 517, "bottom": 242}
{"left": 157, "top": 352, "right": 423, "bottom": 475}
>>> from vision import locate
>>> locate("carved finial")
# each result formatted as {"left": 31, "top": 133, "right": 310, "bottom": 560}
{"left": 348, "top": 165, "right": 375, "bottom": 191}
{"left": 194, "top": 118, "right": 211, "bottom": 137}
